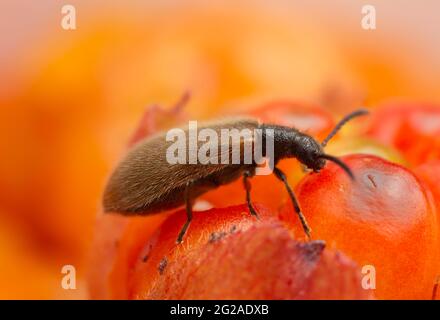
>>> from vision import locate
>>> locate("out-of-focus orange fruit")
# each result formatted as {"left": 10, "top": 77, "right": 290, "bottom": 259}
{"left": 325, "top": 137, "right": 407, "bottom": 166}
{"left": 281, "top": 154, "right": 439, "bottom": 299}
{"left": 0, "top": 216, "right": 87, "bottom": 299}
{"left": 87, "top": 214, "right": 129, "bottom": 299}
{"left": 88, "top": 213, "right": 172, "bottom": 300}
{"left": 413, "top": 161, "right": 440, "bottom": 214}
{"left": 367, "top": 102, "right": 440, "bottom": 166}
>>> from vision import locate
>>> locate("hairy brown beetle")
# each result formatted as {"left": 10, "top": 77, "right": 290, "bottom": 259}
{"left": 103, "top": 108, "right": 367, "bottom": 243}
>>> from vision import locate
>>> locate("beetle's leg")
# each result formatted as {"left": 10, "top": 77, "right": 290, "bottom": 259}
{"left": 176, "top": 180, "right": 194, "bottom": 244}
{"left": 273, "top": 167, "right": 311, "bottom": 240}
{"left": 243, "top": 171, "right": 260, "bottom": 219}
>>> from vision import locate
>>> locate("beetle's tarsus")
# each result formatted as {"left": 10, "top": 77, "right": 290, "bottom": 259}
{"left": 248, "top": 204, "right": 260, "bottom": 219}
{"left": 176, "top": 220, "right": 190, "bottom": 244}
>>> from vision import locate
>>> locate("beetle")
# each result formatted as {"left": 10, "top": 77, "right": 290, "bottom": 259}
{"left": 103, "top": 109, "right": 368, "bottom": 243}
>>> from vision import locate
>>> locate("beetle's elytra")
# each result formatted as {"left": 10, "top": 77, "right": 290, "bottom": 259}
{"left": 103, "top": 108, "right": 368, "bottom": 243}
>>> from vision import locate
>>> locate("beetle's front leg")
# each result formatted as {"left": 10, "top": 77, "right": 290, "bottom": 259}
{"left": 273, "top": 166, "right": 311, "bottom": 240}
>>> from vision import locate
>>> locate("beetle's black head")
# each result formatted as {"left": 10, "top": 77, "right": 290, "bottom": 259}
{"left": 297, "top": 109, "right": 369, "bottom": 179}
{"left": 296, "top": 136, "right": 326, "bottom": 172}
{"left": 294, "top": 133, "right": 355, "bottom": 179}
{"left": 267, "top": 109, "right": 368, "bottom": 179}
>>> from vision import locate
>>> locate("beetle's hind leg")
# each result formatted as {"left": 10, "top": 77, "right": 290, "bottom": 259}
{"left": 243, "top": 170, "right": 260, "bottom": 219}
{"left": 273, "top": 167, "right": 311, "bottom": 240}
{"left": 176, "top": 180, "right": 194, "bottom": 244}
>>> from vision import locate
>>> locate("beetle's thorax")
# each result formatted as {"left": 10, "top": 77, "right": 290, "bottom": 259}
{"left": 260, "top": 124, "right": 325, "bottom": 169}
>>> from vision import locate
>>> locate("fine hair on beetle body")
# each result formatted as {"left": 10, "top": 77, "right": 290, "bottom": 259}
{"left": 103, "top": 108, "right": 368, "bottom": 244}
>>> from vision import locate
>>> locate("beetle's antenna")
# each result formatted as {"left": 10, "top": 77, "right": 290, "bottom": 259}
{"left": 321, "top": 109, "right": 369, "bottom": 147}
{"left": 319, "top": 154, "right": 354, "bottom": 180}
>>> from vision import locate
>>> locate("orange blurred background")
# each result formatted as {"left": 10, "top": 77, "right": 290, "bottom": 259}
{"left": 0, "top": 1, "right": 439, "bottom": 299}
